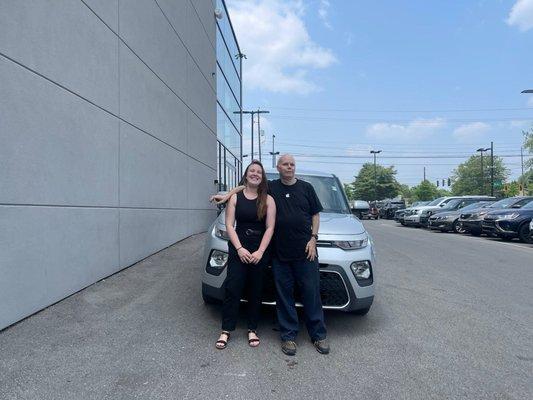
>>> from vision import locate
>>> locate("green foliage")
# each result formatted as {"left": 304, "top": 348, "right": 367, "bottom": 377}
{"left": 411, "top": 180, "right": 439, "bottom": 201}
{"left": 351, "top": 163, "right": 400, "bottom": 201}
{"left": 343, "top": 183, "right": 356, "bottom": 201}
{"left": 524, "top": 126, "right": 533, "bottom": 170}
{"left": 450, "top": 155, "right": 509, "bottom": 196}
{"left": 398, "top": 184, "right": 413, "bottom": 202}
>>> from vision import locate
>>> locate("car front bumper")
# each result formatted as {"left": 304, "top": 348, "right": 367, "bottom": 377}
{"left": 202, "top": 224, "right": 376, "bottom": 312}
{"left": 428, "top": 218, "right": 454, "bottom": 231}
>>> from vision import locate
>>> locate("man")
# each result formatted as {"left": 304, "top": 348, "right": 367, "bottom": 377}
{"left": 212, "top": 154, "right": 329, "bottom": 355}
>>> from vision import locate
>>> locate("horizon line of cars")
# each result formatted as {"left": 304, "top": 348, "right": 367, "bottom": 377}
{"left": 394, "top": 195, "right": 533, "bottom": 243}
{"left": 350, "top": 196, "right": 533, "bottom": 244}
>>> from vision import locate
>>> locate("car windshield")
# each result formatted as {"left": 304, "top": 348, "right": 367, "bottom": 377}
{"left": 266, "top": 173, "right": 350, "bottom": 214}
{"left": 488, "top": 197, "right": 524, "bottom": 209}
{"left": 511, "top": 198, "right": 533, "bottom": 208}
{"left": 459, "top": 201, "right": 492, "bottom": 212}
{"left": 522, "top": 200, "right": 533, "bottom": 209}
{"left": 442, "top": 199, "right": 463, "bottom": 209}
{"left": 427, "top": 197, "right": 445, "bottom": 206}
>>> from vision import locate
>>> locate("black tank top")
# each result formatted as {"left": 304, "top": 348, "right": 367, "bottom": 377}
{"left": 233, "top": 191, "right": 266, "bottom": 251}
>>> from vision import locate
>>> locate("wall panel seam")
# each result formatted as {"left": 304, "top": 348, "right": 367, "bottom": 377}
{"left": 0, "top": 204, "right": 215, "bottom": 211}
{"left": 0, "top": 52, "right": 216, "bottom": 173}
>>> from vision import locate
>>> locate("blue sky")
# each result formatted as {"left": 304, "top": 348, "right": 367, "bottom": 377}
{"left": 227, "top": 0, "right": 533, "bottom": 186}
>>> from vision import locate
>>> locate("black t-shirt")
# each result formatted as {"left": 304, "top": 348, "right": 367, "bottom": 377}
{"left": 268, "top": 179, "right": 323, "bottom": 261}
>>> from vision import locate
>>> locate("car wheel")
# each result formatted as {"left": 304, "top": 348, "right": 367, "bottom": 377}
{"left": 351, "top": 306, "right": 371, "bottom": 316}
{"left": 202, "top": 290, "right": 221, "bottom": 305}
{"left": 518, "top": 223, "right": 533, "bottom": 244}
{"left": 452, "top": 220, "right": 465, "bottom": 234}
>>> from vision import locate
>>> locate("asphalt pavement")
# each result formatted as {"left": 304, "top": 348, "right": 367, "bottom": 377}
{"left": 1, "top": 220, "right": 532, "bottom": 400}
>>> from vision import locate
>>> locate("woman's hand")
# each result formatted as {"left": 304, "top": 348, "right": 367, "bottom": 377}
{"left": 250, "top": 249, "right": 264, "bottom": 264}
{"left": 237, "top": 247, "right": 252, "bottom": 263}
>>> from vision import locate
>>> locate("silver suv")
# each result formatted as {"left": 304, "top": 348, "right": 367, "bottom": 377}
{"left": 201, "top": 170, "right": 376, "bottom": 314}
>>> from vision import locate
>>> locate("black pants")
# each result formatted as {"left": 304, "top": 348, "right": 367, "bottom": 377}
{"left": 221, "top": 250, "right": 267, "bottom": 331}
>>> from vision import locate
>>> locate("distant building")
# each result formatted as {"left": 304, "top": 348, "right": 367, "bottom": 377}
{"left": 0, "top": 0, "right": 242, "bottom": 330}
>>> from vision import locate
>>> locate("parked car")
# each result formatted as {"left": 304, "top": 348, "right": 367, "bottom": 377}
{"left": 481, "top": 199, "right": 533, "bottom": 243}
{"left": 428, "top": 201, "right": 494, "bottom": 233}
{"left": 395, "top": 201, "right": 429, "bottom": 224}
{"left": 459, "top": 196, "right": 533, "bottom": 236}
{"left": 404, "top": 196, "right": 494, "bottom": 227}
{"left": 530, "top": 218, "right": 533, "bottom": 241}
{"left": 202, "top": 170, "right": 376, "bottom": 314}
{"left": 351, "top": 200, "right": 370, "bottom": 219}
{"left": 379, "top": 199, "right": 406, "bottom": 219}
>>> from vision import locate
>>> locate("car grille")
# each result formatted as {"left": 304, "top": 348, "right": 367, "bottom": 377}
{"left": 482, "top": 219, "right": 496, "bottom": 231}
{"left": 254, "top": 265, "right": 349, "bottom": 308}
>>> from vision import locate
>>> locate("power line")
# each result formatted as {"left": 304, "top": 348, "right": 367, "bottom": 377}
{"left": 290, "top": 153, "right": 525, "bottom": 159}
{"left": 267, "top": 106, "right": 533, "bottom": 113}
{"left": 268, "top": 115, "right": 533, "bottom": 123}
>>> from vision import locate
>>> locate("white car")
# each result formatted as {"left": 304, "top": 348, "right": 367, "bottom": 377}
{"left": 201, "top": 170, "right": 376, "bottom": 314}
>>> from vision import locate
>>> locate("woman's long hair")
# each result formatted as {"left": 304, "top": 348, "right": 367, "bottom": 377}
{"left": 240, "top": 160, "right": 268, "bottom": 220}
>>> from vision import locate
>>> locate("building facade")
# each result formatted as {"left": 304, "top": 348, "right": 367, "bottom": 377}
{"left": 215, "top": 0, "right": 243, "bottom": 191}
{"left": 0, "top": 0, "right": 240, "bottom": 330}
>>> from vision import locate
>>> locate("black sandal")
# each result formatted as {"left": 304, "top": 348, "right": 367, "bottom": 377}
{"left": 248, "top": 330, "right": 260, "bottom": 347}
{"left": 216, "top": 331, "right": 230, "bottom": 350}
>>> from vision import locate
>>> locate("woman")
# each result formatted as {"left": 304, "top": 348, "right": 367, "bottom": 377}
{"left": 215, "top": 160, "right": 276, "bottom": 350}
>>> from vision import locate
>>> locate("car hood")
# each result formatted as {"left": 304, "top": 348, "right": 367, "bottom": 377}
{"left": 216, "top": 212, "right": 365, "bottom": 235}
{"left": 430, "top": 210, "right": 460, "bottom": 218}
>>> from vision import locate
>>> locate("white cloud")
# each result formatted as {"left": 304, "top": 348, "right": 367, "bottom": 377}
{"left": 452, "top": 122, "right": 491, "bottom": 143}
{"left": 228, "top": 0, "right": 337, "bottom": 95}
{"left": 365, "top": 118, "right": 446, "bottom": 142}
{"left": 506, "top": 0, "right": 533, "bottom": 31}
{"left": 318, "top": 0, "right": 332, "bottom": 29}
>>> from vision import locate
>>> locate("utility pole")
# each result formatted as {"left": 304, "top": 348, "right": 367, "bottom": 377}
{"left": 236, "top": 109, "right": 269, "bottom": 160}
{"left": 490, "top": 141, "right": 494, "bottom": 197}
{"left": 257, "top": 108, "right": 269, "bottom": 162}
{"left": 269, "top": 134, "right": 280, "bottom": 168}
{"left": 477, "top": 147, "right": 490, "bottom": 195}
{"left": 423, "top": 166, "right": 426, "bottom": 181}
{"left": 370, "top": 150, "right": 382, "bottom": 201}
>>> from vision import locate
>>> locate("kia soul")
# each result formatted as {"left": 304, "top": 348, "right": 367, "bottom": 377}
{"left": 201, "top": 170, "right": 376, "bottom": 314}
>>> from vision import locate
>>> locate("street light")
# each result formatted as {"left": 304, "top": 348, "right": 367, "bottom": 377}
{"left": 476, "top": 147, "right": 490, "bottom": 195}
{"left": 269, "top": 134, "right": 280, "bottom": 168}
{"left": 370, "top": 150, "right": 382, "bottom": 202}
{"left": 521, "top": 89, "right": 533, "bottom": 93}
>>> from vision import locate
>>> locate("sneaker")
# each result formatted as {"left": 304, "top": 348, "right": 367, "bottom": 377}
{"left": 313, "top": 339, "right": 330, "bottom": 354}
{"left": 281, "top": 340, "right": 297, "bottom": 356}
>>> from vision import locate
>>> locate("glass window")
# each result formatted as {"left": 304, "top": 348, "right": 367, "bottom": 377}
{"left": 216, "top": 25, "right": 241, "bottom": 99}
{"left": 216, "top": 65, "right": 240, "bottom": 129}
{"left": 217, "top": 103, "right": 241, "bottom": 159}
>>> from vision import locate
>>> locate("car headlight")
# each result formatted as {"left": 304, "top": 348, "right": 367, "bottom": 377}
{"left": 206, "top": 250, "right": 229, "bottom": 276}
{"left": 214, "top": 227, "right": 230, "bottom": 240}
{"left": 332, "top": 236, "right": 368, "bottom": 250}
{"left": 350, "top": 261, "right": 372, "bottom": 281}
{"left": 530, "top": 219, "right": 533, "bottom": 230}
{"left": 497, "top": 212, "right": 519, "bottom": 220}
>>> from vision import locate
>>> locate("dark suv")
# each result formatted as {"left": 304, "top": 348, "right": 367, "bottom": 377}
{"left": 379, "top": 200, "right": 406, "bottom": 219}
{"left": 459, "top": 196, "right": 533, "bottom": 236}
{"left": 482, "top": 199, "right": 533, "bottom": 243}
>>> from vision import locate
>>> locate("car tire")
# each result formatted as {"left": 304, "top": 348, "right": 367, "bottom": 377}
{"left": 202, "top": 290, "right": 221, "bottom": 305}
{"left": 518, "top": 223, "right": 533, "bottom": 244}
{"left": 351, "top": 306, "right": 371, "bottom": 316}
{"left": 452, "top": 220, "right": 465, "bottom": 234}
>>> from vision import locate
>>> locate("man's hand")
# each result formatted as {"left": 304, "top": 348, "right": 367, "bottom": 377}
{"left": 209, "top": 194, "right": 229, "bottom": 204}
{"left": 250, "top": 249, "right": 264, "bottom": 264}
{"left": 305, "top": 237, "right": 317, "bottom": 261}
{"left": 237, "top": 247, "right": 253, "bottom": 263}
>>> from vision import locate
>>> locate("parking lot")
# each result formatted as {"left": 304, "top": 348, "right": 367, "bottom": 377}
{"left": 1, "top": 220, "right": 532, "bottom": 400}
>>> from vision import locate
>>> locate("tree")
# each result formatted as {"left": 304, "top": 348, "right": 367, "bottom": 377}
{"left": 343, "top": 183, "right": 356, "bottom": 201}
{"left": 398, "top": 184, "right": 413, "bottom": 202}
{"left": 450, "top": 155, "right": 509, "bottom": 196}
{"left": 520, "top": 127, "right": 533, "bottom": 195}
{"left": 351, "top": 163, "right": 400, "bottom": 201}
{"left": 411, "top": 180, "right": 439, "bottom": 201}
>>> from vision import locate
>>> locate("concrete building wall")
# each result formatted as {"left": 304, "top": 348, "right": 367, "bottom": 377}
{"left": 0, "top": 0, "right": 218, "bottom": 330}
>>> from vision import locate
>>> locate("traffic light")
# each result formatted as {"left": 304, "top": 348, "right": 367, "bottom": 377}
{"left": 447, "top": 178, "right": 451, "bottom": 186}
{"left": 436, "top": 180, "right": 439, "bottom": 187}
{"left": 442, "top": 179, "right": 445, "bottom": 187}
